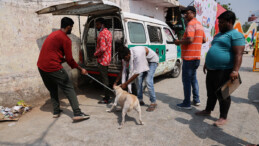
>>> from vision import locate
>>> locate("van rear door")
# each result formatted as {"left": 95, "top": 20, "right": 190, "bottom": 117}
{"left": 36, "top": 0, "right": 121, "bottom": 16}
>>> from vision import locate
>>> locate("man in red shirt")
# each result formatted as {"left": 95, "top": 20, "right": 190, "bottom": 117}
{"left": 94, "top": 18, "right": 112, "bottom": 104}
{"left": 37, "top": 17, "right": 90, "bottom": 122}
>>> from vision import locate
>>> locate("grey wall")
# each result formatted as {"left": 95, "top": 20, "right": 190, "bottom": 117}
{"left": 0, "top": 0, "right": 87, "bottom": 106}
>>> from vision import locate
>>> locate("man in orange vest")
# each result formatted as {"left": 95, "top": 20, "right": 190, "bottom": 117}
{"left": 174, "top": 6, "right": 206, "bottom": 109}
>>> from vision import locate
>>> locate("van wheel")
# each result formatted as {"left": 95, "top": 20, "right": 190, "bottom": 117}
{"left": 170, "top": 62, "right": 181, "bottom": 78}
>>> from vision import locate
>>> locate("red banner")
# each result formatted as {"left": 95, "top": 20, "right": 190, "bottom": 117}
{"left": 215, "top": 4, "right": 226, "bottom": 35}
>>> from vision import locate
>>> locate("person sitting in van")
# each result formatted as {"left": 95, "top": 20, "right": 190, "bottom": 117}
{"left": 114, "top": 46, "right": 159, "bottom": 112}
{"left": 94, "top": 18, "right": 112, "bottom": 104}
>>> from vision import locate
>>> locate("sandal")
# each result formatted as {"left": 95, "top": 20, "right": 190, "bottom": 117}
{"left": 146, "top": 103, "right": 157, "bottom": 112}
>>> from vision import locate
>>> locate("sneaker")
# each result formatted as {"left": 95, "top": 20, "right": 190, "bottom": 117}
{"left": 177, "top": 103, "right": 192, "bottom": 110}
{"left": 139, "top": 101, "right": 145, "bottom": 106}
{"left": 98, "top": 98, "right": 112, "bottom": 104}
{"left": 192, "top": 101, "right": 201, "bottom": 106}
{"left": 53, "top": 109, "right": 63, "bottom": 118}
{"left": 213, "top": 118, "right": 227, "bottom": 126}
{"left": 195, "top": 110, "right": 211, "bottom": 116}
{"left": 73, "top": 112, "right": 90, "bottom": 122}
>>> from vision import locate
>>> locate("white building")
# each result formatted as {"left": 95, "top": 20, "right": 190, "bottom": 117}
{"left": 109, "top": 0, "right": 179, "bottom": 21}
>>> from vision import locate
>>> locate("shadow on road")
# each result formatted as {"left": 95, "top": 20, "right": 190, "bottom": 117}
{"left": 0, "top": 118, "right": 59, "bottom": 146}
{"left": 154, "top": 75, "right": 170, "bottom": 84}
{"left": 156, "top": 92, "right": 250, "bottom": 146}
{"left": 77, "top": 75, "right": 116, "bottom": 100}
{"left": 248, "top": 83, "right": 259, "bottom": 114}
{"left": 230, "top": 83, "right": 259, "bottom": 115}
{"left": 39, "top": 98, "right": 74, "bottom": 118}
{"left": 106, "top": 105, "right": 140, "bottom": 127}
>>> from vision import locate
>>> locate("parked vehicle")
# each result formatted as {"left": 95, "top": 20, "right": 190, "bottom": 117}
{"left": 36, "top": 0, "right": 182, "bottom": 83}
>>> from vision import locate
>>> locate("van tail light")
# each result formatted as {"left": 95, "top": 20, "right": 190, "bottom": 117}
{"left": 79, "top": 49, "right": 84, "bottom": 64}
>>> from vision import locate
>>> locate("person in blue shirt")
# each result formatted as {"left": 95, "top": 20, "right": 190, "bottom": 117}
{"left": 195, "top": 11, "right": 245, "bottom": 126}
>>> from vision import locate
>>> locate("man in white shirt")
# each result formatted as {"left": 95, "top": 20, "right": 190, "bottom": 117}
{"left": 114, "top": 46, "right": 159, "bottom": 112}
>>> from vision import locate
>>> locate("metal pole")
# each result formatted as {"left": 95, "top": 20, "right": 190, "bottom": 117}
{"left": 78, "top": 15, "right": 82, "bottom": 43}
{"left": 85, "top": 74, "right": 115, "bottom": 93}
{"left": 188, "top": 0, "right": 194, "bottom": 6}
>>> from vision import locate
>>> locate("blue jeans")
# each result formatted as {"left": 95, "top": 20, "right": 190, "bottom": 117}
{"left": 182, "top": 60, "right": 200, "bottom": 106}
{"left": 137, "top": 62, "right": 158, "bottom": 103}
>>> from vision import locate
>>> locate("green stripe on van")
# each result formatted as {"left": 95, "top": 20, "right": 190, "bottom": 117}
{"left": 128, "top": 45, "right": 166, "bottom": 62}
{"left": 177, "top": 45, "right": 181, "bottom": 58}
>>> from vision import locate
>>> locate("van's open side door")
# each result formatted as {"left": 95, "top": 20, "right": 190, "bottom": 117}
{"left": 36, "top": 0, "right": 121, "bottom": 16}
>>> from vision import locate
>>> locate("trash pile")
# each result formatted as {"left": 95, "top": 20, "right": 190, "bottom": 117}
{"left": 0, "top": 100, "right": 32, "bottom": 121}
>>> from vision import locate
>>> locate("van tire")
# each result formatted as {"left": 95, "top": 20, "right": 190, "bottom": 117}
{"left": 170, "top": 62, "right": 181, "bottom": 78}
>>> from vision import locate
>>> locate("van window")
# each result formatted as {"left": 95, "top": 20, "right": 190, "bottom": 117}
{"left": 86, "top": 19, "right": 96, "bottom": 62}
{"left": 163, "top": 28, "right": 174, "bottom": 43}
{"left": 113, "top": 17, "right": 123, "bottom": 63}
{"left": 114, "top": 17, "right": 123, "bottom": 44}
{"left": 128, "top": 22, "right": 146, "bottom": 43}
{"left": 86, "top": 20, "right": 95, "bottom": 43}
{"left": 147, "top": 25, "right": 163, "bottom": 44}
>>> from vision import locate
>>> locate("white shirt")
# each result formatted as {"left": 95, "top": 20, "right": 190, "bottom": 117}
{"left": 122, "top": 46, "right": 159, "bottom": 93}
{"left": 146, "top": 48, "right": 159, "bottom": 63}
{"left": 129, "top": 46, "right": 149, "bottom": 76}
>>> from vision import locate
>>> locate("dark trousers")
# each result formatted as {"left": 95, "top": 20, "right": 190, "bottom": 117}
{"left": 97, "top": 64, "right": 110, "bottom": 99}
{"left": 38, "top": 68, "right": 81, "bottom": 115}
{"left": 205, "top": 69, "right": 232, "bottom": 119}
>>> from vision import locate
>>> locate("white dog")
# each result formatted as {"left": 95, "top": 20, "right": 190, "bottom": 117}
{"left": 106, "top": 85, "right": 144, "bottom": 128}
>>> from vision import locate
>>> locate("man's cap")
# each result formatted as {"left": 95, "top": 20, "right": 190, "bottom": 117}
{"left": 181, "top": 6, "right": 196, "bottom": 14}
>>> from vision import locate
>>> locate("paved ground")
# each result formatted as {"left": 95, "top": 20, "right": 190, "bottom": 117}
{"left": 0, "top": 54, "right": 258, "bottom": 146}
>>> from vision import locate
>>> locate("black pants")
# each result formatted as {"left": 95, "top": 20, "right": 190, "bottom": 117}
{"left": 205, "top": 69, "right": 232, "bottom": 119}
{"left": 97, "top": 64, "right": 110, "bottom": 99}
{"left": 38, "top": 68, "right": 81, "bottom": 115}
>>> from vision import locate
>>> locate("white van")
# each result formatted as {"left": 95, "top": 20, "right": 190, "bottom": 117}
{"left": 37, "top": 0, "right": 182, "bottom": 81}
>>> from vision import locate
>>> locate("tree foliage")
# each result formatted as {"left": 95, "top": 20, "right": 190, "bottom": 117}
{"left": 215, "top": 0, "right": 232, "bottom": 11}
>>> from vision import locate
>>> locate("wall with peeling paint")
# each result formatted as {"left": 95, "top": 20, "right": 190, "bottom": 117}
{"left": 129, "top": 1, "right": 165, "bottom": 21}
{"left": 0, "top": 0, "right": 88, "bottom": 106}
{"left": 0, "top": 0, "right": 132, "bottom": 106}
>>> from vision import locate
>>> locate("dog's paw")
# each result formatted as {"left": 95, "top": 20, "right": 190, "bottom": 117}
{"left": 106, "top": 109, "right": 111, "bottom": 113}
{"left": 118, "top": 125, "right": 123, "bottom": 129}
{"left": 140, "top": 122, "right": 144, "bottom": 125}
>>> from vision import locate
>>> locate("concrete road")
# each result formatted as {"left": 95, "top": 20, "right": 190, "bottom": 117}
{"left": 0, "top": 54, "right": 258, "bottom": 146}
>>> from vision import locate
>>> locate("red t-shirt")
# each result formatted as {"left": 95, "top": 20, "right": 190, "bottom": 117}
{"left": 37, "top": 30, "right": 78, "bottom": 72}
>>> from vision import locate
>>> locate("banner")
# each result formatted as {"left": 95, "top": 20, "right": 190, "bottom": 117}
{"left": 194, "top": 0, "right": 217, "bottom": 57}
{"left": 215, "top": 4, "right": 226, "bottom": 35}
{"left": 253, "top": 33, "right": 259, "bottom": 72}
